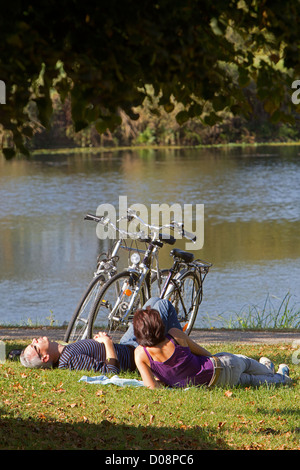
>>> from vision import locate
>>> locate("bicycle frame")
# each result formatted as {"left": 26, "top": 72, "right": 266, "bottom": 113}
{"left": 85, "top": 213, "right": 148, "bottom": 281}
{"left": 103, "top": 209, "right": 204, "bottom": 327}
{"left": 159, "top": 258, "right": 181, "bottom": 299}
{"left": 107, "top": 239, "right": 163, "bottom": 325}
{"left": 93, "top": 239, "right": 121, "bottom": 279}
{"left": 157, "top": 253, "right": 212, "bottom": 329}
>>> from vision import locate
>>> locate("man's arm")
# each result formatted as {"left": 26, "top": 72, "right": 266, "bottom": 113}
{"left": 94, "top": 332, "right": 118, "bottom": 360}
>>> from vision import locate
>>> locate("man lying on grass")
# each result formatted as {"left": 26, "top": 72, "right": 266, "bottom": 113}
{"left": 20, "top": 297, "right": 181, "bottom": 373}
{"left": 20, "top": 332, "right": 136, "bottom": 373}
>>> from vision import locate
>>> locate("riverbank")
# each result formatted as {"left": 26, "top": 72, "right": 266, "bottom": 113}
{"left": 31, "top": 140, "right": 300, "bottom": 156}
{"left": 1, "top": 326, "right": 299, "bottom": 345}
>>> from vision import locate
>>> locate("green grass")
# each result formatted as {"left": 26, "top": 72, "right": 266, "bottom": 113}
{"left": 0, "top": 341, "right": 299, "bottom": 450}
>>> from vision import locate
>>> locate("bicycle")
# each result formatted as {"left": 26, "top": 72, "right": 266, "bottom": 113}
{"left": 86, "top": 209, "right": 212, "bottom": 340}
{"left": 158, "top": 249, "right": 212, "bottom": 334}
{"left": 64, "top": 212, "right": 149, "bottom": 342}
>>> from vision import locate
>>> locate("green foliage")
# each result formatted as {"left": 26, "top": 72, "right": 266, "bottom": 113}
{"left": 135, "top": 127, "right": 156, "bottom": 145}
{"left": 1, "top": 1, "right": 300, "bottom": 157}
{"left": 29, "top": 89, "right": 300, "bottom": 150}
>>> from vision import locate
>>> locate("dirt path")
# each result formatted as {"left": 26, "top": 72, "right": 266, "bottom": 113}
{"left": 189, "top": 329, "right": 300, "bottom": 345}
{"left": 0, "top": 326, "right": 299, "bottom": 345}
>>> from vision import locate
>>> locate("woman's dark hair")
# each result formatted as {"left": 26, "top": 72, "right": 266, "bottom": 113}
{"left": 133, "top": 307, "right": 166, "bottom": 347}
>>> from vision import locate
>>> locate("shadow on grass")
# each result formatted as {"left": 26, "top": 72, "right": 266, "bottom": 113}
{"left": 0, "top": 407, "right": 229, "bottom": 450}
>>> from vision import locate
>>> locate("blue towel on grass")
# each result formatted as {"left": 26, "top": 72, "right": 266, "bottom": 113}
{"left": 79, "top": 375, "right": 144, "bottom": 387}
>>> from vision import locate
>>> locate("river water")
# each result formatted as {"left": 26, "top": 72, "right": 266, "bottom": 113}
{"left": 0, "top": 145, "right": 299, "bottom": 328}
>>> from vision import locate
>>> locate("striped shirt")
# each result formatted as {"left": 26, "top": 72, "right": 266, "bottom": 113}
{"left": 58, "top": 339, "right": 135, "bottom": 374}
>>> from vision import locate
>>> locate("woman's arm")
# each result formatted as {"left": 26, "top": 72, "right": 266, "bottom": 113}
{"left": 168, "top": 328, "right": 212, "bottom": 357}
{"left": 134, "top": 346, "right": 162, "bottom": 389}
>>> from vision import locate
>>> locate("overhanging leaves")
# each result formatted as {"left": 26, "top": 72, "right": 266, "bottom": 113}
{"left": 0, "top": 0, "right": 299, "bottom": 157}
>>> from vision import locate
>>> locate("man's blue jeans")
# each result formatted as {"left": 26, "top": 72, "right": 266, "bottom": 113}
{"left": 120, "top": 297, "right": 182, "bottom": 348}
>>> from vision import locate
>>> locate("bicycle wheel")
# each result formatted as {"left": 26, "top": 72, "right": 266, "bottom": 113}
{"left": 87, "top": 271, "right": 147, "bottom": 341}
{"left": 163, "top": 270, "right": 201, "bottom": 335}
{"left": 64, "top": 274, "right": 106, "bottom": 343}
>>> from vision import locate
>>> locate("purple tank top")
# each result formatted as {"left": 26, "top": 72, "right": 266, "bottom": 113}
{"left": 143, "top": 334, "right": 214, "bottom": 387}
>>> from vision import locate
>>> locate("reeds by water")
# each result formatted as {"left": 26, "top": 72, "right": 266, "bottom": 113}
{"left": 202, "top": 292, "right": 300, "bottom": 330}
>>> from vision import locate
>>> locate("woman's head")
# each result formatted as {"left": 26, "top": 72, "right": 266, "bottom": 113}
{"left": 133, "top": 307, "right": 166, "bottom": 347}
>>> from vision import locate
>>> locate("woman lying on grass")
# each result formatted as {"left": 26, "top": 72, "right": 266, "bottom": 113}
{"left": 133, "top": 306, "right": 292, "bottom": 390}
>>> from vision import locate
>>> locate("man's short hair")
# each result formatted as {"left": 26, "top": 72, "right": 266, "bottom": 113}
{"left": 20, "top": 348, "right": 52, "bottom": 369}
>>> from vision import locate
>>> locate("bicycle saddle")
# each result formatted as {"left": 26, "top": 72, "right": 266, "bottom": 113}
{"left": 170, "top": 249, "right": 194, "bottom": 263}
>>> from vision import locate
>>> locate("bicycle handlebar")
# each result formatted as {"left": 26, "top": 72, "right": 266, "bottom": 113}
{"left": 169, "top": 221, "right": 197, "bottom": 243}
{"left": 84, "top": 213, "right": 104, "bottom": 223}
{"left": 84, "top": 213, "right": 144, "bottom": 239}
{"left": 84, "top": 209, "right": 197, "bottom": 243}
{"left": 126, "top": 208, "right": 197, "bottom": 243}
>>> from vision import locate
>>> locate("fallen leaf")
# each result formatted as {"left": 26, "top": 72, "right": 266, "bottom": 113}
{"left": 217, "top": 421, "right": 226, "bottom": 429}
{"left": 51, "top": 387, "right": 66, "bottom": 393}
{"left": 13, "top": 382, "right": 23, "bottom": 390}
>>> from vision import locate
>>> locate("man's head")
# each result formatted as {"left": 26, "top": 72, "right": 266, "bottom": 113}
{"left": 20, "top": 337, "right": 59, "bottom": 369}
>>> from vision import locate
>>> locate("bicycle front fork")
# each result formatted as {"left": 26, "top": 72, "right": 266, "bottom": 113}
{"left": 109, "top": 268, "right": 149, "bottom": 324}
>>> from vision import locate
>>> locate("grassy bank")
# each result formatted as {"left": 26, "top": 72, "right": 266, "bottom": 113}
{"left": 201, "top": 293, "right": 300, "bottom": 330}
{"left": 0, "top": 340, "right": 299, "bottom": 450}
{"left": 31, "top": 140, "right": 300, "bottom": 156}
{"left": 2, "top": 292, "right": 298, "bottom": 331}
